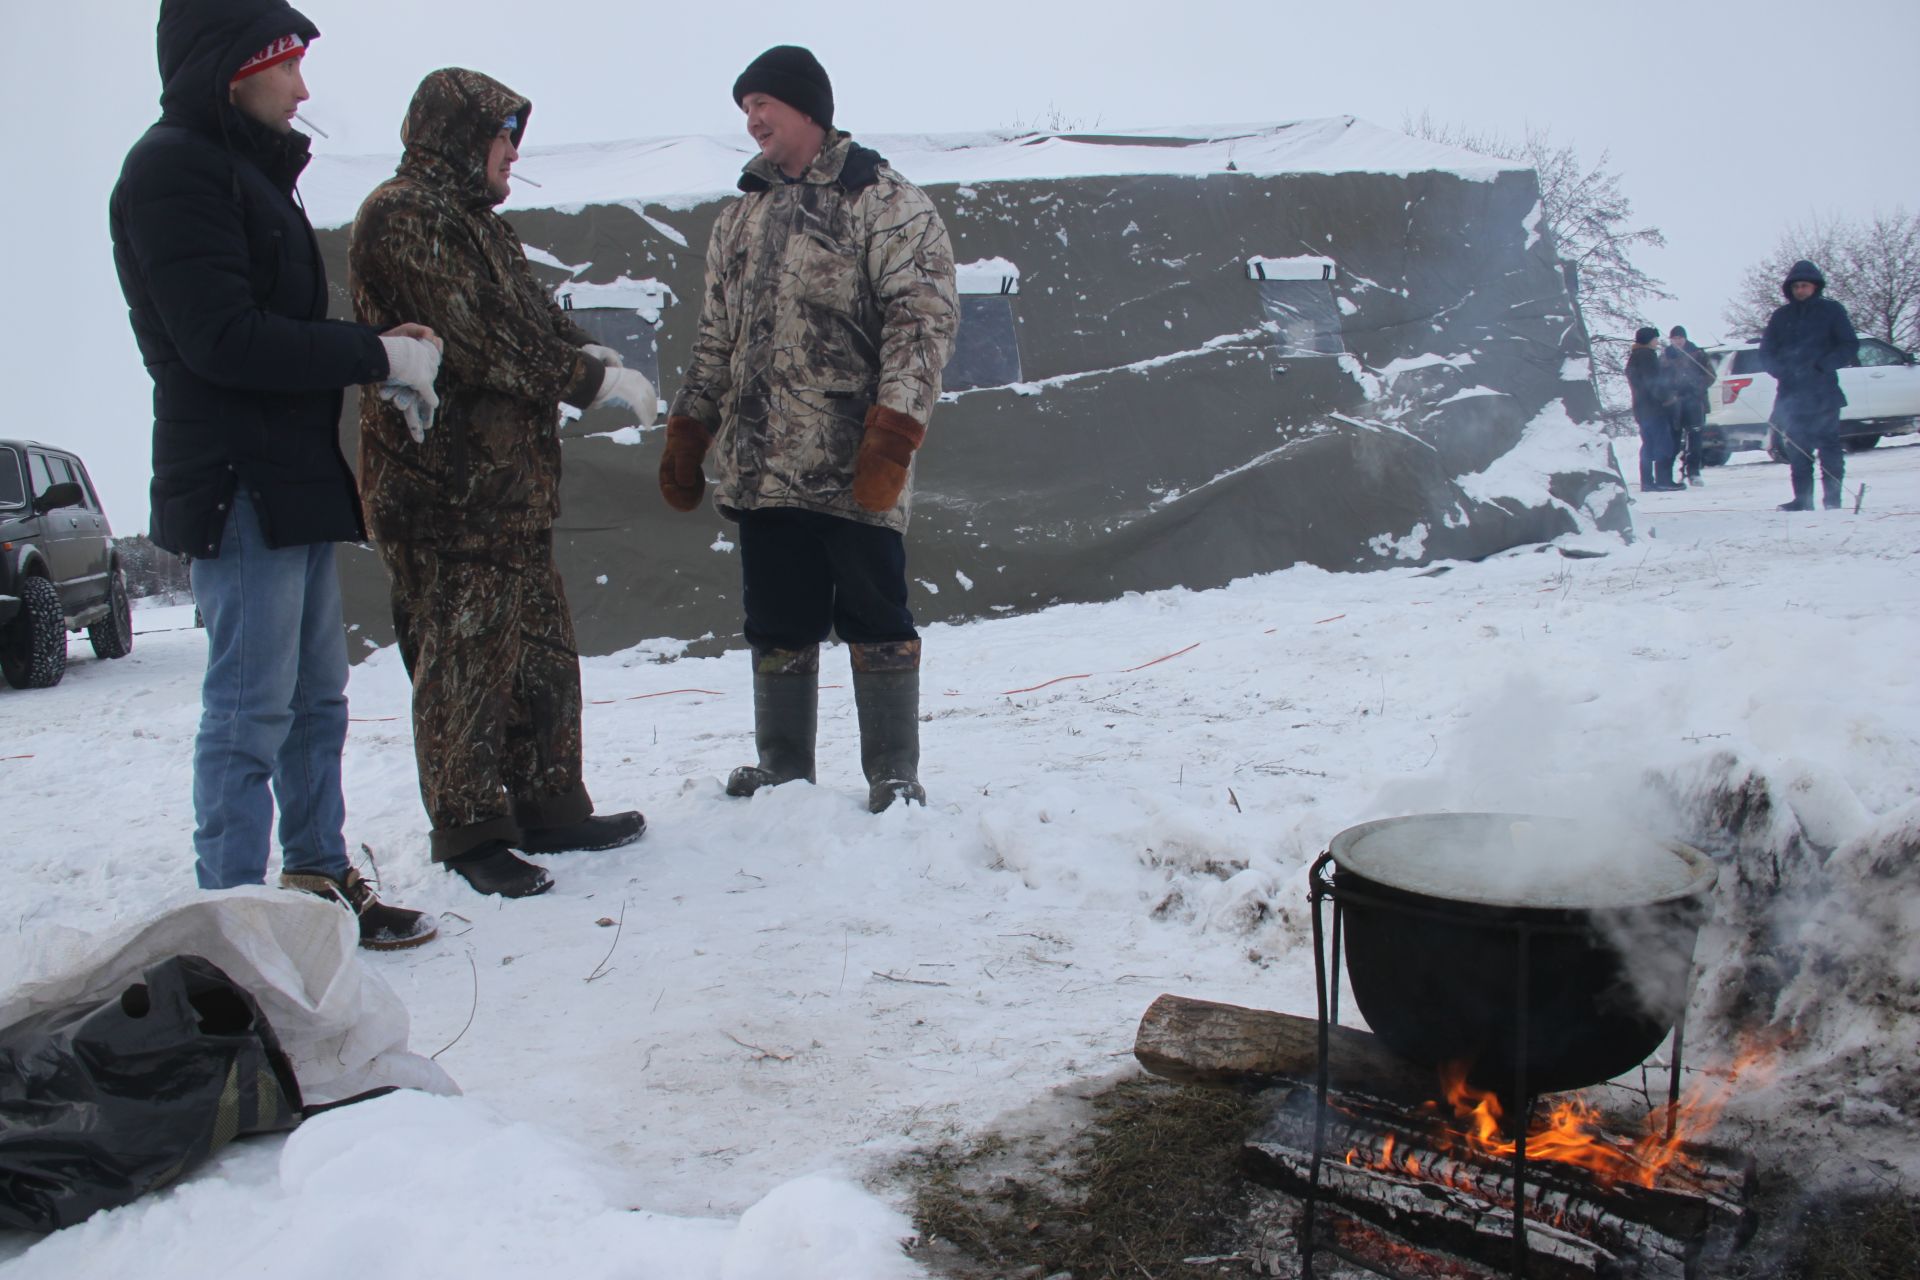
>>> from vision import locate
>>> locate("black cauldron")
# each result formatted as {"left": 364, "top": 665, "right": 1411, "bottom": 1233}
{"left": 1326, "top": 813, "right": 1717, "bottom": 1098}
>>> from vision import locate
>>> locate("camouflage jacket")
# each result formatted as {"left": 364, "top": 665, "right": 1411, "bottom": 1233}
{"left": 669, "top": 131, "right": 958, "bottom": 531}
{"left": 349, "top": 68, "right": 604, "bottom": 545}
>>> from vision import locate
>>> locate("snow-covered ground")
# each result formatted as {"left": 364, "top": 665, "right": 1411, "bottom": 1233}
{"left": 2, "top": 440, "right": 1917, "bottom": 1277}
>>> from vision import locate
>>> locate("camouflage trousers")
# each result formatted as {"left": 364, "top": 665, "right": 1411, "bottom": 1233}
{"left": 379, "top": 532, "right": 593, "bottom": 861}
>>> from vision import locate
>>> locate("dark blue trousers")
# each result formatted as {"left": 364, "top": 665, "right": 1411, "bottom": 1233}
{"left": 1777, "top": 401, "right": 1845, "bottom": 506}
{"left": 736, "top": 508, "right": 916, "bottom": 651}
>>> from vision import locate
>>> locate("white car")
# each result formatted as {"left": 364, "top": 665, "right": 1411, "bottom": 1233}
{"left": 1707, "top": 337, "right": 1920, "bottom": 458}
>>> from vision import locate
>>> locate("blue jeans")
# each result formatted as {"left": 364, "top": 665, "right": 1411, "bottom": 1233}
{"left": 189, "top": 491, "right": 352, "bottom": 889}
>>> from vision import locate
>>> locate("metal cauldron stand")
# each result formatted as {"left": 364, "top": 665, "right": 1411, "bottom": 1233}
{"left": 1299, "top": 851, "right": 1692, "bottom": 1279}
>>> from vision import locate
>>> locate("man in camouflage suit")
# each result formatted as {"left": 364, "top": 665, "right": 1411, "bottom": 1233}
{"left": 659, "top": 45, "right": 958, "bottom": 813}
{"left": 350, "top": 68, "right": 658, "bottom": 898}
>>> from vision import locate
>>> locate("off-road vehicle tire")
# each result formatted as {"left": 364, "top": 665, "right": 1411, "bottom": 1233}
{"left": 88, "top": 567, "right": 133, "bottom": 660}
{"left": 2, "top": 575, "right": 67, "bottom": 689}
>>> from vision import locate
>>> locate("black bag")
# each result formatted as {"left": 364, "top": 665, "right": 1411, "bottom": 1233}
{"left": 0, "top": 954, "right": 303, "bottom": 1231}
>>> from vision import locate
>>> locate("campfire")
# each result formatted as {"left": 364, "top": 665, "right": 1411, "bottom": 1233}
{"left": 1132, "top": 812, "right": 1765, "bottom": 1278}
{"left": 1409, "top": 1050, "right": 1770, "bottom": 1193}
{"left": 1137, "top": 996, "right": 1763, "bottom": 1279}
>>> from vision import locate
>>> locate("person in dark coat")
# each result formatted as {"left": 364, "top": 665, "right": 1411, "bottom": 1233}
{"left": 1626, "top": 326, "right": 1680, "bottom": 492}
{"left": 109, "top": 0, "right": 443, "bottom": 947}
{"left": 1760, "top": 260, "right": 1858, "bottom": 510}
{"left": 1660, "top": 325, "right": 1717, "bottom": 486}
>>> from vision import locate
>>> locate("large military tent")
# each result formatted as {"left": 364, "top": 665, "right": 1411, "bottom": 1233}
{"left": 302, "top": 117, "right": 1627, "bottom": 659}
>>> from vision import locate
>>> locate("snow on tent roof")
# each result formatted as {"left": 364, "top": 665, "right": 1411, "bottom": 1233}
{"left": 553, "top": 276, "right": 676, "bottom": 322}
{"left": 1248, "top": 255, "right": 1337, "bottom": 280}
{"left": 300, "top": 116, "right": 1525, "bottom": 229}
{"left": 956, "top": 257, "right": 1020, "bottom": 295}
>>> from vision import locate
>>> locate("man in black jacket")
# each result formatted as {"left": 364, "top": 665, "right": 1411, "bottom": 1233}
{"left": 110, "top": 0, "right": 442, "bottom": 948}
{"left": 1760, "top": 260, "right": 1858, "bottom": 511}
{"left": 1626, "top": 326, "right": 1681, "bottom": 492}
{"left": 1660, "top": 325, "right": 1716, "bottom": 486}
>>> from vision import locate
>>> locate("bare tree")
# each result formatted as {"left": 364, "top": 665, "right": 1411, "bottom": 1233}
{"left": 1405, "top": 113, "right": 1670, "bottom": 407}
{"left": 117, "top": 533, "right": 193, "bottom": 603}
{"left": 1725, "top": 209, "right": 1920, "bottom": 349}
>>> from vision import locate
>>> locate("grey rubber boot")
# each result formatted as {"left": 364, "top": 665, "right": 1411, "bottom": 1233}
{"left": 726, "top": 646, "right": 819, "bottom": 797}
{"left": 851, "top": 639, "right": 925, "bottom": 813}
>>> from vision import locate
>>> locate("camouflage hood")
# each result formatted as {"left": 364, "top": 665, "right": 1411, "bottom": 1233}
{"left": 398, "top": 67, "right": 529, "bottom": 208}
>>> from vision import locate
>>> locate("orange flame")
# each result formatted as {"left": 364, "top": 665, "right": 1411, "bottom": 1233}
{"left": 1403, "top": 1042, "right": 1777, "bottom": 1189}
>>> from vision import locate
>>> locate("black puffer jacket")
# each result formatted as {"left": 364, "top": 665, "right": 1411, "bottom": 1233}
{"left": 1625, "top": 343, "right": 1666, "bottom": 428}
{"left": 1760, "top": 260, "right": 1858, "bottom": 417}
{"left": 1659, "top": 340, "right": 1715, "bottom": 415}
{"left": 110, "top": 0, "right": 389, "bottom": 557}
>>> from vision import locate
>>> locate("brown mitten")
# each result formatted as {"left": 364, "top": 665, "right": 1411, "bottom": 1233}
{"left": 852, "top": 405, "right": 926, "bottom": 512}
{"left": 659, "top": 416, "right": 714, "bottom": 512}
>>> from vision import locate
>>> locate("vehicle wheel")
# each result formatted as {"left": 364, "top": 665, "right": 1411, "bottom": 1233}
{"left": 1700, "top": 443, "right": 1730, "bottom": 467}
{"left": 1843, "top": 434, "right": 1880, "bottom": 453}
{"left": 88, "top": 567, "right": 134, "bottom": 660}
{"left": 1, "top": 576, "right": 68, "bottom": 690}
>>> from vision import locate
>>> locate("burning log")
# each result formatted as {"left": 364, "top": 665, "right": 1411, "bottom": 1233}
{"left": 1246, "top": 1139, "right": 1686, "bottom": 1280}
{"left": 1251, "top": 1088, "right": 1752, "bottom": 1266}
{"left": 1308, "top": 1089, "right": 1755, "bottom": 1247}
{"left": 1133, "top": 993, "right": 1435, "bottom": 1100}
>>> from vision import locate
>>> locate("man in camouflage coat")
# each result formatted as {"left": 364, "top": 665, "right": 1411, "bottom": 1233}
{"left": 660, "top": 45, "right": 958, "bottom": 814}
{"left": 350, "top": 67, "right": 657, "bottom": 898}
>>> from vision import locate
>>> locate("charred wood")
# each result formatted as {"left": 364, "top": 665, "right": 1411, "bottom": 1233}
{"left": 1318, "top": 1209, "right": 1505, "bottom": 1279}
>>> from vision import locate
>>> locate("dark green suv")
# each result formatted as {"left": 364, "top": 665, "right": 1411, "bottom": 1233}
{"left": 0, "top": 440, "right": 133, "bottom": 689}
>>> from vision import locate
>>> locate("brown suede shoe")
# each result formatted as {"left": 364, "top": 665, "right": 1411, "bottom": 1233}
{"left": 281, "top": 868, "right": 438, "bottom": 951}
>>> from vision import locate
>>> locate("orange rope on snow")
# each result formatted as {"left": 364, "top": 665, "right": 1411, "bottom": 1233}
{"left": 999, "top": 672, "right": 1092, "bottom": 695}
{"left": 588, "top": 687, "right": 728, "bottom": 705}
{"left": 2, "top": 754, "right": 32, "bottom": 762}
{"left": 1000, "top": 640, "right": 1203, "bottom": 695}
{"left": 348, "top": 716, "right": 401, "bottom": 723}
{"left": 1120, "top": 641, "right": 1201, "bottom": 672}
{"left": 1314, "top": 613, "right": 1347, "bottom": 624}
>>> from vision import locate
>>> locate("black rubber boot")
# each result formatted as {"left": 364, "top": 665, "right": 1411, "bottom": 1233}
{"left": 851, "top": 640, "right": 924, "bottom": 813}
{"left": 516, "top": 811, "right": 646, "bottom": 853}
{"left": 726, "top": 646, "right": 819, "bottom": 797}
{"left": 1821, "top": 472, "right": 1845, "bottom": 510}
{"left": 1779, "top": 470, "right": 1814, "bottom": 511}
{"left": 446, "top": 840, "right": 554, "bottom": 898}
{"left": 281, "top": 868, "right": 438, "bottom": 950}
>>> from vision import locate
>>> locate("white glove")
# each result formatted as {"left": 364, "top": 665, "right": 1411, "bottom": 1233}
{"left": 590, "top": 365, "right": 658, "bottom": 426}
{"left": 378, "top": 336, "right": 443, "bottom": 443}
{"left": 581, "top": 343, "right": 624, "bottom": 368}
{"left": 377, "top": 385, "right": 436, "bottom": 444}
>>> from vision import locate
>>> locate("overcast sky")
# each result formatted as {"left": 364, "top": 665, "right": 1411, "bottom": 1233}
{"left": 4, "top": 0, "right": 1915, "bottom": 526}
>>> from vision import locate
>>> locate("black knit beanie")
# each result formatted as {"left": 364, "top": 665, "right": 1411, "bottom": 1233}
{"left": 1634, "top": 326, "right": 1659, "bottom": 345}
{"left": 732, "top": 45, "right": 833, "bottom": 129}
